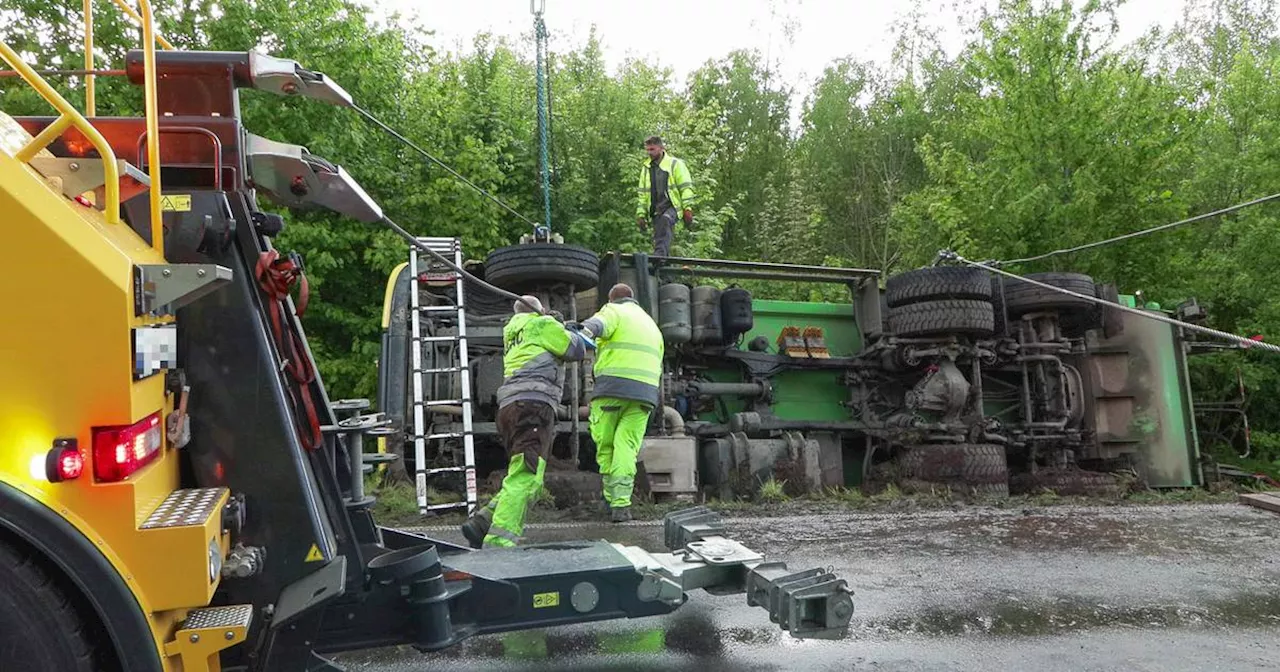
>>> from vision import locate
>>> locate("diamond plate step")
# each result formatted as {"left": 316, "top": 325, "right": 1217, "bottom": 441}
{"left": 166, "top": 604, "right": 253, "bottom": 671}
{"left": 142, "top": 488, "right": 226, "bottom": 529}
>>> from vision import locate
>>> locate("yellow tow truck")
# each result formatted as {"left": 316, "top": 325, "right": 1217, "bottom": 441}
{"left": 0, "top": 3, "right": 852, "bottom": 671}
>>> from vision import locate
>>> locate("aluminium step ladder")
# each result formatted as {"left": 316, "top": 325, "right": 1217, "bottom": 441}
{"left": 409, "top": 237, "right": 478, "bottom": 515}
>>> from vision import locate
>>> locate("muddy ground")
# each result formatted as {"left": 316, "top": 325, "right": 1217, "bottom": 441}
{"left": 335, "top": 501, "right": 1280, "bottom": 671}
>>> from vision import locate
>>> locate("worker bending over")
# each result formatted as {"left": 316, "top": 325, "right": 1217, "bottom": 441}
{"left": 461, "top": 295, "right": 587, "bottom": 548}
{"left": 579, "top": 283, "right": 665, "bottom": 522}
{"left": 636, "top": 135, "right": 696, "bottom": 257}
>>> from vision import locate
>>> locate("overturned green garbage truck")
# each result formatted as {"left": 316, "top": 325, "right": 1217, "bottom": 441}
{"left": 378, "top": 239, "right": 1213, "bottom": 512}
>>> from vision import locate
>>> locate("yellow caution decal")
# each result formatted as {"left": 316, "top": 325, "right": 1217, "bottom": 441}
{"left": 304, "top": 544, "right": 324, "bottom": 563}
{"left": 532, "top": 591, "right": 560, "bottom": 609}
{"left": 160, "top": 194, "right": 192, "bottom": 212}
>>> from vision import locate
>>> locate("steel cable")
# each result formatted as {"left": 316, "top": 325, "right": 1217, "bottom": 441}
{"left": 352, "top": 105, "right": 539, "bottom": 228}
{"left": 949, "top": 254, "right": 1280, "bottom": 354}
{"left": 379, "top": 215, "right": 543, "bottom": 315}
{"left": 998, "top": 192, "right": 1280, "bottom": 266}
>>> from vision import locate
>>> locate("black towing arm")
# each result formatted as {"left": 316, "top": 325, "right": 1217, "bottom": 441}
{"left": 307, "top": 507, "right": 853, "bottom": 656}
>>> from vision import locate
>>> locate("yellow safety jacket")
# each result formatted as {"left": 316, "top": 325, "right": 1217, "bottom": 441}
{"left": 582, "top": 298, "right": 664, "bottom": 406}
{"left": 636, "top": 153, "right": 697, "bottom": 219}
{"left": 496, "top": 313, "right": 586, "bottom": 408}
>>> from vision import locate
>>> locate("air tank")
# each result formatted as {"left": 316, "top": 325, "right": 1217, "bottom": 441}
{"left": 658, "top": 283, "right": 692, "bottom": 344}
{"left": 690, "top": 285, "right": 723, "bottom": 345}
{"left": 720, "top": 286, "right": 754, "bottom": 339}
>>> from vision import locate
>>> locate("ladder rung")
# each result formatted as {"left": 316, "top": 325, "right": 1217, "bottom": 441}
{"left": 417, "top": 305, "right": 458, "bottom": 313}
{"left": 414, "top": 335, "right": 463, "bottom": 342}
{"left": 416, "top": 399, "right": 464, "bottom": 407}
{"left": 416, "top": 367, "right": 462, "bottom": 374}
{"left": 422, "top": 502, "right": 468, "bottom": 512}
{"left": 423, "top": 466, "right": 468, "bottom": 474}
{"left": 426, "top": 432, "right": 466, "bottom": 440}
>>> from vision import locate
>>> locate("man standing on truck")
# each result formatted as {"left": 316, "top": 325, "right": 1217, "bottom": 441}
{"left": 578, "top": 283, "right": 665, "bottom": 523}
{"left": 461, "top": 295, "right": 588, "bottom": 548}
{"left": 636, "top": 135, "right": 696, "bottom": 257}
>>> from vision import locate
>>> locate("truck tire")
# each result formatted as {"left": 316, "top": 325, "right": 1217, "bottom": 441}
{"left": 1013, "top": 468, "right": 1123, "bottom": 497}
{"left": 897, "top": 443, "right": 1009, "bottom": 498}
{"left": 991, "top": 276, "right": 1012, "bottom": 335}
{"left": 484, "top": 243, "right": 599, "bottom": 292}
{"left": 886, "top": 299, "right": 994, "bottom": 337}
{"left": 0, "top": 539, "right": 105, "bottom": 671}
{"left": 885, "top": 267, "right": 992, "bottom": 308}
{"left": 1002, "top": 272, "right": 1096, "bottom": 316}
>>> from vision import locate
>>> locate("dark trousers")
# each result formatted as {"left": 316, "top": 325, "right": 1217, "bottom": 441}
{"left": 651, "top": 206, "right": 677, "bottom": 257}
{"left": 497, "top": 400, "right": 557, "bottom": 472}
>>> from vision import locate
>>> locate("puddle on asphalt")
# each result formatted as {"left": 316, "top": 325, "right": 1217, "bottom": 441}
{"left": 864, "top": 591, "right": 1280, "bottom": 637}
{"left": 340, "top": 591, "right": 1280, "bottom": 667}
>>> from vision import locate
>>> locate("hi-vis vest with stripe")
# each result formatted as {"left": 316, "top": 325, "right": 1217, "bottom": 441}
{"left": 495, "top": 312, "right": 586, "bottom": 408}
{"left": 636, "top": 153, "right": 697, "bottom": 218}
{"left": 583, "top": 299, "right": 664, "bottom": 406}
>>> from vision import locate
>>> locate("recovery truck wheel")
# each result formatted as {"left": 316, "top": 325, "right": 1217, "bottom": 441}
{"left": 886, "top": 299, "right": 995, "bottom": 337}
{"left": 0, "top": 538, "right": 106, "bottom": 671}
{"left": 885, "top": 266, "right": 992, "bottom": 308}
{"left": 484, "top": 243, "right": 600, "bottom": 293}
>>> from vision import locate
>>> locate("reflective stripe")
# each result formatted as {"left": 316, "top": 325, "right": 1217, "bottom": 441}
{"left": 673, "top": 182, "right": 692, "bottom": 189}
{"left": 593, "top": 375, "right": 659, "bottom": 405}
{"left": 486, "top": 525, "right": 521, "bottom": 543}
{"left": 597, "top": 366, "right": 661, "bottom": 383}
{"left": 484, "top": 535, "right": 516, "bottom": 548}
{"left": 605, "top": 341, "right": 662, "bottom": 357}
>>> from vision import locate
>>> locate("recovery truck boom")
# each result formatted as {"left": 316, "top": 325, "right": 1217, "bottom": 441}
{"left": 0, "top": 9, "right": 851, "bottom": 671}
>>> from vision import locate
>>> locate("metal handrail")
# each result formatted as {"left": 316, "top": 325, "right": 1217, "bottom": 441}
{"left": 84, "top": 0, "right": 174, "bottom": 115}
{"left": 0, "top": 41, "right": 123, "bottom": 225}
{"left": 83, "top": 0, "right": 94, "bottom": 116}
{"left": 108, "top": 0, "right": 175, "bottom": 49}
{"left": 133, "top": 0, "right": 164, "bottom": 253}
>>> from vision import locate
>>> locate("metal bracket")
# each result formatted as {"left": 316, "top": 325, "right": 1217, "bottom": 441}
{"left": 246, "top": 133, "right": 383, "bottom": 223}
{"left": 746, "top": 562, "right": 854, "bottom": 639}
{"left": 663, "top": 506, "right": 728, "bottom": 550}
{"left": 29, "top": 156, "right": 150, "bottom": 204}
{"left": 134, "top": 264, "right": 233, "bottom": 316}
{"left": 249, "top": 52, "right": 354, "bottom": 107}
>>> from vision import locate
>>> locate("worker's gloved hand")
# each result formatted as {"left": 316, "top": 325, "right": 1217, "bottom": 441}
{"left": 564, "top": 320, "right": 581, "bottom": 331}
{"left": 637, "top": 216, "right": 647, "bottom": 231}
{"left": 682, "top": 209, "right": 694, "bottom": 227}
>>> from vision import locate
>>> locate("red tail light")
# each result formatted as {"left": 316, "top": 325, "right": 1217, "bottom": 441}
{"left": 92, "top": 413, "right": 164, "bottom": 482}
{"left": 46, "top": 439, "right": 84, "bottom": 482}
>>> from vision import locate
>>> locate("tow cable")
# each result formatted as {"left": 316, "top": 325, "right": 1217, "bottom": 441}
{"left": 942, "top": 252, "right": 1280, "bottom": 354}
{"left": 345, "top": 103, "right": 551, "bottom": 316}
{"left": 937, "top": 190, "right": 1280, "bottom": 354}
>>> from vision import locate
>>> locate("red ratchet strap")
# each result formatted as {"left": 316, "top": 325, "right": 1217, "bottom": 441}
{"left": 256, "top": 249, "right": 323, "bottom": 451}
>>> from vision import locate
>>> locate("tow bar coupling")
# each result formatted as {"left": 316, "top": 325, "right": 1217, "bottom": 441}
{"left": 614, "top": 507, "right": 854, "bottom": 639}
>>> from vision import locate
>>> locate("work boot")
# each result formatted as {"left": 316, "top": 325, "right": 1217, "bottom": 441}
{"left": 460, "top": 506, "right": 493, "bottom": 549}
{"left": 610, "top": 506, "right": 632, "bottom": 524}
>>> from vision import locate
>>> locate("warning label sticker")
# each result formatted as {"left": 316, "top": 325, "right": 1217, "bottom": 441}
{"left": 160, "top": 194, "right": 192, "bottom": 212}
{"left": 532, "top": 591, "right": 560, "bottom": 609}
{"left": 305, "top": 544, "right": 324, "bottom": 563}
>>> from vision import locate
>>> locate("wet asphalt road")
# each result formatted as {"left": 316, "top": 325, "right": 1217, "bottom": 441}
{"left": 335, "top": 503, "right": 1280, "bottom": 671}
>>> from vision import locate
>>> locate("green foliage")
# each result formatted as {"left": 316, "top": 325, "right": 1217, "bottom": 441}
{"left": 3, "top": 0, "right": 1280, "bottom": 451}
{"left": 757, "top": 478, "right": 789, "bottom": 503}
